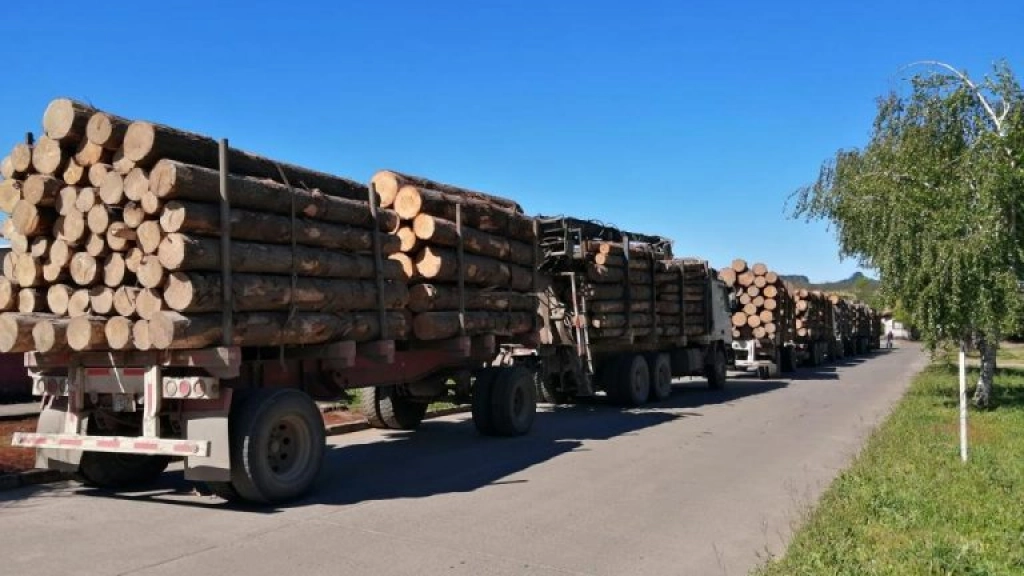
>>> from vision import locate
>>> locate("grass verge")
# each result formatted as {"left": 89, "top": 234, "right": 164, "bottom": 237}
{"left": 756, "top": 363, "right": 1024, "bottom": 575}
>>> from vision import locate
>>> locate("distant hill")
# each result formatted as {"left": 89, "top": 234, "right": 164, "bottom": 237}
{"left": 780, "top": 271, "right": 881, "bottom": 305}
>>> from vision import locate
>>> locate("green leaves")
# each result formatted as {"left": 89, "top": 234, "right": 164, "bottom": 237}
{"left": 794, "top": 62, "right": 1024, "bottom": 346}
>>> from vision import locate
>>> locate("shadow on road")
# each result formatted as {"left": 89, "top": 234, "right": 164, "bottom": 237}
{"left": 50, "top": 376, "right": 788, "bottom": 512}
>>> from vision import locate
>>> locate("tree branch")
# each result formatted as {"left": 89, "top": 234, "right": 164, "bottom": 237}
{"left": 907, "top": 60, "right": 1007, "bottom": 136}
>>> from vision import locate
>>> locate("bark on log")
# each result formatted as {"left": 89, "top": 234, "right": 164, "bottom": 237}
{"left": 162, "top": 272, "right": 408, "bottom": 314}
{"left": 124, "top": 122, "right": 369, "bottom": 201}
{"left": 86, "top": 111, "right": 131, "bottom": 150}
{"left": 67, "top": 316, "right": 107, "bottom": 350}
{"left": 412, "top": 214, "right": 534, "bottom": 266}
{"left": 407, "top": 284, "right": 536, "bottom": 313}
{"left": 149, "top": 160, "right": 398, "bottom": 231}
{"left": 0, "top": 312, "right": 56, "bottom": 352}
{"left": 415, "top": 246, "right": 532, "bottom": 290}
{"left": 157, "top": 234, "right": 403, "bottom": 281}
{"left": 396, "top": 226, "right": 417, "bottom": 253}
{"left": 157, "top": 200, "right": 400, "bottom": 254}
{"left": 412, "top": 310, "right": 534, "bottom": 341}
{"left": 33, "top": 318, "right": 71, "bottom": 353}
{"left": 393, "top": 185, "right": 534, "bottom": 241}
{"left": 43, "top": 99, "right": 94, "bottom": 143}
{"left": 11, "top": 201, "right": 56, "bottom": 236}
{"left": 389, "top": 253, "right": 414, "bottom": 281}
{"left": 147, "top": 310, "right": 408, "bottom": 350}
{"left": 370, "top": 170, "right": 522, "bottom": 213}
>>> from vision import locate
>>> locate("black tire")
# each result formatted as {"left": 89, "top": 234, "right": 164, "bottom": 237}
{"left": 227, "top": 388, "right": 325, "bottom": 504}
{"left": 780, "top": 347, "right": 796, "bottom": 373}
{"left": 205, "top": 481, "right": 245, "bottom": 502}
{"left": 706, "top": 346, "right": 727, "bottom": 389}
{"left": 472, "top": 368, "right": 501, "bottom": 436}
{"left": 490, "top": 367, "right": 537, "bottom": 436}
{"left": 536, "top": 372, "right": 571, "bottom": 404}
{"left": 647, "top": 353, "right": 673, "bottom": 401}
{"left": 77, "top": 451, "right": 170, "bottom": 489}
{"left": 360, "top": 386, "right": 427, "bottom": 430}
{"left": 610, "top": 354, "right": 650, "bottom": 407}
{"left": 757, "top": 366, "right": 770, "bottom": 380}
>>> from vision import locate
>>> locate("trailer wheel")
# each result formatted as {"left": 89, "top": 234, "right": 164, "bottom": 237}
{"left": 647, "top": 353, "right": 673, "bottom": 401}
{"left": 472, "top": 368, "right": 501, "bottom": 436}
{"left": 610, "top": 355, "right": 650, "bottom": 407}
{"left": 228, "top": 388, "right": 325, "bottom": 504}
{"left": 77, "top": 452, "right": 171, "bottom": 489}
{"left": 706, "top": 346, "right": 727, "bottom": 389}
{"left": 490, "top": 367, "right": 537, "bottom": 436}
{"left": 360, "top": 386, "right": 427, "bottom": 430}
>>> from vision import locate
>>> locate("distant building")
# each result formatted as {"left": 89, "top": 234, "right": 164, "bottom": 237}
{"left": 882, "top": 317, "right": 913, "bottom": 340}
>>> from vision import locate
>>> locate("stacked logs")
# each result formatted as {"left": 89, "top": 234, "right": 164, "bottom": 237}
{"left": 829, "top": 294, "right": 854, "bottom": 351}
{"left": 657, "top": 258, "right": 715, "bottom": 339}
{"left": 370, "top": 170, "right": 538, "bottom": 341}
{"left": 717, "top": 259, "right": 795, "bottom": 342}
{"left": 792, "top": 289, "right": 833, "bottom": 341}
{"left": 0, "top": 98, "right": 410, "bottom": 353}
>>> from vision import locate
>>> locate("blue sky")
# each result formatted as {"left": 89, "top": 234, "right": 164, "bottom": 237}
{"left": 2, "top": 1, "right": 1022, "bottom": 282}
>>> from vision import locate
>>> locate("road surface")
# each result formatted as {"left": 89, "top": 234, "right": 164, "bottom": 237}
{"left": 0, "top": 344, "right": 926, "bottom": 576}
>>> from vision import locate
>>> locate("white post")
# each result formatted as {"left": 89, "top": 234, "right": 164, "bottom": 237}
{"left": 959, "top": 341, "right": 968, "bottom": 462}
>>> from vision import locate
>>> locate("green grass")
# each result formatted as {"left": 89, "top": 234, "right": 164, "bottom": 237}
{"left": 756, "top": 363, "right": 1024, "bottom": 576}
{"left": 328, "top": 388, "right": 459, "bottom": 415}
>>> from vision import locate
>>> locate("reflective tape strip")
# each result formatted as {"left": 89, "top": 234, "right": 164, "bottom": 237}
{"left": 11, "top": 433, "right": 209, "bottom": 457}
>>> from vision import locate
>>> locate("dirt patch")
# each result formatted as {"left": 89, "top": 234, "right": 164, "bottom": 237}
{"left": 0, "top": 417, "right": 38, "bottom": 475}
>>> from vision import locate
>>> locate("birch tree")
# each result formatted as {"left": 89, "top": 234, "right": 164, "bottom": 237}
{"left": 793, "top": 62, "right": 1024, "bottom": 407}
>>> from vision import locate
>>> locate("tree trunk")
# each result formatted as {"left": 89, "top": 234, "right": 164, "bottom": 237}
{"left": 393, "top": 185, "right": 534, "bottom": 240}
{"left": 105, "top": 316, "right": 135, "bottom": 350}
{"left": 124, "top": 167, "right": 149, "bottom": 201}
{"left": 31, "top": 137, "right": 68, "bottom": 176}
{"left": 157, "top": 200, "right": 400, "bottom": 254}
{"left": 0, "top": 313, "right": 57, "bottom": 352}
{"left": 86, "top": 111, "right": 131, "bottom": 150}
{"left": 113, "top": 286, "right": 140, "bottom": 317}
{"left": 123, "top": 122, "right": 369, "bottom": 202}
{"left": 411, "top": 310, "right": 534, "bottom": 341}
{"left": 89, "top": 286, "right": 115, "bottom": 315}
{"left": 99, "top": 172, "right": 124, "bottom": 205}
{"left": 414, "top": 246, "right": 533, "bottom": 290}
{"left": 973, "top": 334, "right": 995, "bottom": 408}
{"left": 11, "top": 201, "right": 56, "bottom": 237}
{"left": 22, "top": 175, "right": 62, "bottom": 206}
{"left": 413, "top": 213, "right": 534, "bottom": 265}
{"left": 162, "top": 272, "right": 409, "bottom": 314}
{"left": 155, "top": 234, "right": 403, "bottom": 281}
{"left": 62, "top": 160, "right": 87, "bottom": 186}
{"left": 67, "top": 316, "right": 107, "bottom": 350}
{"left": 149, "top": 160, "right": 398, "bottom": 231}
{"left": 33, "top": 318, "right": 71, "bottom": 353}
{"left": 407, "top": 284, "right": 536, "bottom": 313}
{"left": 88, "top": 164, "right": 110, "bottom": 187}
{"left": 17, "top": 289, "right": 45, "bottom": 313}
{"left": 371, "top": 170, "right": 522, "bottom": 212}
{"left": 43, "top": 99, "right": 94, "bottom": 143}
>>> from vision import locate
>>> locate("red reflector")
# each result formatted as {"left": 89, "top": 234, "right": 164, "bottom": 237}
{"left": 173, "top": 443, "right": 195, "bottom": 454}
{"left": 123, "top": 368, "right": 146, "bottom": 376}
{"left": 96, "top": 438, "right": 120, "bottom": 449}
{"left": 86, "top": 368, "right": 111, "bottom": 376}
{"left": 134, "top": 441, "right": 158, "bottom": 451}
{"left": 58, "top": 438, "right": 83, "bottom": 447}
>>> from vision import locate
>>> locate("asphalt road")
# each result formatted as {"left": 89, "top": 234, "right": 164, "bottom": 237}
{"left": 0, "top": 344, "right": 926, "bottom": 576}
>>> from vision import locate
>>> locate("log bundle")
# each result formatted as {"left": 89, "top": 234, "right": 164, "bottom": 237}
{"left": 792, "top": 289, "right": 834, "bottom": 341}
{"left": 372, "top": 169, "right": 539, "bottom": 341}
{"left": 717, "top": 259, "right": 795, "bottom": 343}
{"left": 656, "top": 258, "right": 716, "bottom": 339}
{"left": 0, "top": 98, "right": 411, "bottom": 353}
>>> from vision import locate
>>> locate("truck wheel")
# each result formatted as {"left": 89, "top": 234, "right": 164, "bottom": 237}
{"left": 360, "top": 386, "right": 427, "bottom": 430}
{"left": 490, "top": 367, "right": 537, "bottom": 436}
{"left": 536, "top": 372, "right": 571, "bottom": 404}
{"left": 611, "top": 354, "right": 650, "bottom": 407}
{"left": 77, "top": 452, "right": 170, "bottom": 489}
{"left": 472, "top": 368, "right": 501, "bottom": 436}
{"left": 706, "top": 347, "right": 727, "bottom": 389}
{"left": 228, "top": 388, "right": 326, "bottom": 504}
{"left": 647, "top": 353, "right": 673, "bottom": 401}
{"left": 780, "top": 347, "right": 796, "bottom": 373}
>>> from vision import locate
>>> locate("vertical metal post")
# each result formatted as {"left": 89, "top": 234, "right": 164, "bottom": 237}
{"left": 368, "top": 184, "right": 388, "bottom": 340}
{"left": 456, "top": 204, "right": 466, "bottom": 336}
{"left": 959, "top": 341, "right": 968, "bottom": 462}
{"left": 218, "top": 139, "right": 233, "bottom": 346}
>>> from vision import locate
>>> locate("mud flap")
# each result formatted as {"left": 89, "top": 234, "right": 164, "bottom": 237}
{"left": 34, "top": 398, "right": 86, "bottom": 473}
{"left": 183, "top": 389, "right": 233, "bottom": 483}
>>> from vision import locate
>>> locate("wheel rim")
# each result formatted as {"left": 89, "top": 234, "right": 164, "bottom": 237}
{"left": 655, "top": 364, "right": 671, "bottom": 397}
{"left": 265, "top": 414, "right": 313, "bottom": 483}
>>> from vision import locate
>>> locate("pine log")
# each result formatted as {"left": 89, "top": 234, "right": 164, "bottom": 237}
{"left": 48, "top": 240, "right": 72, "bottom": 268}
{"left": 746, "top": 314, "right": 762, "bottom": 328}
{"left": 415, "top": 246, "right": 532, "bottom": 290}
{"left": 389, "top": 253, "right": 415, "bottom": 281}
{"left": 105, "top": 316, "right": 135, "bottom": 350}
{"left": 136, "top": 255, "right": 165, "bottom": 288}
{"left": 33, "top": 318, "right": 71, "bottom": 353}
{"left": 371, "top": 170, "right": 522, "bottom": 212}
{"left": 412, "top": 310, "right": 534, "bottom": 341}
{"left": 751, "top": 263, "right": 768, "bottom": 276}
{"left": 737, "top": 271, "right": 755, "bottom": 287}
{"left": 86, "top": 112, "right": 131, "bottom": 150}
{"left": 74, "top": 140, "right": 107, "bottom": 167}
{"left": 125, "top": 248, "right": 144, "bottom": 274}
{"left": 13, "top": 254, "right": 42, "bottom": 287}
{"left": 73, "top": 187, "right": 96, "bottom": 213}
{"left": 43, "top": 99, "right": 95, "bottom": 143}
{"left": 137, "top": 221, "right": 163, "bottom": 254}
{"left": 17, "top": 289, "right": 45, "bottom": 313}
{"left": 147, "top": 310, "right": 409, "bottom": 350}
{"left": 163, "top": 272, "right": 408, "bottom": 314}
{"left": 396, "top": 226, "right": 417, "bottom": 253}
{"left": 581, "top": 284, "right": 654, "bottom": 300}
{"left": 3, "top": 220, "right": 28, "bottom": 253}
{"left": 122, "top": 202, "right": 145, "bottom": 228}
{"left": 87, "top": 163, "right": 110, "bottom": 188}
{"left": 11, "top": 201, "right": 55, "bottom": 237}
{"left": 68, "top": 289, "right": 91, "bottom": 317}
{"left": 0, "top": 180, "right": 22, "bottom": 213}
{"left": 123, "top": 167, "right": 149, "bottom": 201}
{"left": 413, "top": 213, "right": 534, "bottom": 266}
{"left": 58, "top": 210, "right": 86, "bottom": 245}
{"left": 89, "top": 286, "right": 114, "bottom": 315}
{"left": 55, "top": 186, "right": 78, "bottom": 216}
{"left": 47, "top": 284, "right": 73, "bottom": 315}
{"left": 407, "top": 284, "right": 536, "bottom": 313}
{"left": 746, "top": 285, "right": 760, "bottom": 298}
{"left": 99, "top": 172, "right": 124, "bottom": 205}
{"left": 67, "top": 316, "right": 107, "bottom": 350}
{"left": 0, "top": 156, "right": 14, "bottom": 180}
{"left": 42, "top": 262, "right": 69, "bottom": 284}
{"left": 731, "top": 259, "right": 748, "bottom": 273}
{"left": 753, "top": 275, "right": 767, "bottom": 288}
{"left": 70, "top": 253, "right": 99, "bottom": 286}
{"left": 765, "top": 271, "right": 778, "bottom": 284}
{"left": 585, "top": 264, "right": 654, "bottom": 285}
{"left": 0, "top": 312, "right": 55, "bottom": 352}
{"left": 20, "top": 175, "right": 60, "bottom": 208}
{"left": 62, "top": 160, "right": 87, "bottom": 186}
{"left": 87, "top": 205, "right": 112, "bottom": 234}
{"left": 394, "top": 185, "right": 533, "bottom": 241}
{"left": 149, "top": 160, "right": 398, "bottom": 231}
{"left": 140, "top": 190, "right": 161, "bottom": 215}
{"left": 759, "top": 310, "right": 774, "bottom": 324}
{"left": 124, "top": 122, "right": 369, "bottom": 201}
{"left": 731, "top": 312, "right": 747, "bottom": 327}
{"left": 106, "top": 222, "right": 135, "bottom": 252}
{"left": 31, "top": 137, "right": 68, "bottom": 175}
{"left": 85, "top": 233, "right": 107, "bottom": 258}
{"left": 2, "top": 252, "right": 15, "bottom": 280}
{"left": 135, "top": 288, "right": 163, "bottom": 320}
{"left": 113, "top": 286, "right": 140, "bottom": 317}
{"left": 753, "top": 295, "right": 765, "bottom": 308}
{"left": 157, "top": 234, "right": 403, "bottom": 282}
{"left": 0, "top": 279, "right": 16, "bottom": 311}
{"left": 157, "top": 200, "right": 400, "bottom": 254}
{"left": 10, "top": 143, "right": 34, "bottom": 174}
{"left": 112, "top": 148, "right": 135, "bottom": 175}
{"left": 763, "top": 285, "right": 778, "bottom": 298}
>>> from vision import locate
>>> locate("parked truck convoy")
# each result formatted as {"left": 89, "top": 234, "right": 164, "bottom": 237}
{"left": 1, "top": 99, "right": 880, "bottom": 503}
